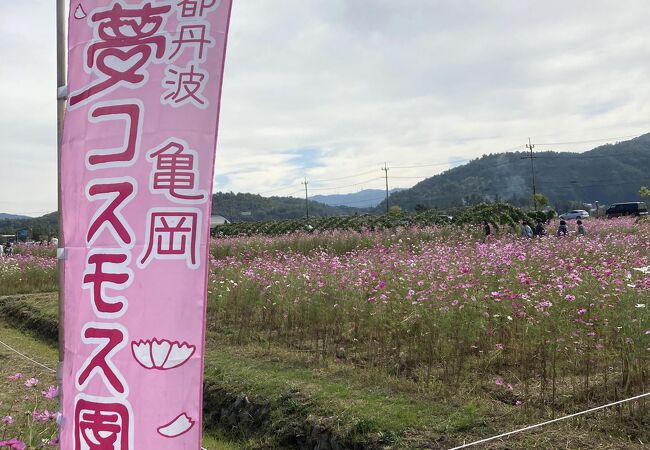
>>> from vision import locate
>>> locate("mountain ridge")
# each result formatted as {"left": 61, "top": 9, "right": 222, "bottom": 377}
{"left": 311, "top": 188, "right": 403, "bottom": 208}
{"left": 379, "top": 134, "right": 650, "bottom": 211}
{"left": 0, "top": 213, "right": 31, "bottom": 220}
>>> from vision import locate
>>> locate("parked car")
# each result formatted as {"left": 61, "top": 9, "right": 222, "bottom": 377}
{"left": 559, "top": 210, "right": 590, "bottom": 220}
{"left": 605, "top": 202, "right": 648, "bottom": 218}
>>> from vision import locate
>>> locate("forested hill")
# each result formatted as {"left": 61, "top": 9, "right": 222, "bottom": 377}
{"left": 1, "top": 195, "right": 364, "bottom": 237}
{"left": 0, "top": 212, "right": 58, "bottom": 240}
{"left": 381, "top": 134, "right": 650, "bottom": 211}
{"left": 211, "top": 192, "right": 367, "bottom": 222}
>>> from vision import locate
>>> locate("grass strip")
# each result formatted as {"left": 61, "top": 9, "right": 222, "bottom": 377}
{"left": 0, "top": 294, "right": 59, "bottom": 345}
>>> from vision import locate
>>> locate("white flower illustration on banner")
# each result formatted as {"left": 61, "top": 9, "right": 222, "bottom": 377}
{"left": 74, "top": 3, "right": 87, "bottom": 19}
{"left": 158, "top": 413, "right": 195, "bottom": 438}
{"left": 131, "top": 339, "right": 196, "bottom": 370}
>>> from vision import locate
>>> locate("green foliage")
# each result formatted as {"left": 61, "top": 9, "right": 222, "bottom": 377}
{"left": 0, "top": 212, "right": 58, "bottom": 241}
{"left": 212, "top": 203, "right": 539, "bottom": 237}
{"left": 451, "top": 203, "right": 530, "bottom": 230}
{"left": 211, "top": 192, "right": 367, "bottom": 222}
{"left": 526, "top": 209, "right": 556, "bottom": 224}
{"left": 533, "top": 193, "right": 549, "bottom": 207}
{"left": 639, "top": 185, "right": 650, "bottom": 198}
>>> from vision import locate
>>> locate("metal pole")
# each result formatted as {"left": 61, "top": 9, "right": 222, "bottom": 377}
{"left": 526, "top": 138, "right": 537, "bottom": 210}
{"left": 382, "top": 163, "right": 389, "bottom": 213}
{"left": 56, "top": 0, "right": 67, "bottom": 393}
{"left": 302, "top": 178, "right": 309, "bottom": 219}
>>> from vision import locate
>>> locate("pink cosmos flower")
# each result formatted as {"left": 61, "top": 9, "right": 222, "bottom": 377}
{"left": 1, "top": 416, "right": 14, "bottom": 424}
{"left": 495, "top": 343, "right": 504, "bottom": 350}
{"left": 42, "top": 386, "right": 59, "bottom": 400}
{"left": 32, "top": 410, "right": 56, "bottom": 423}
{"left": 495, "top": 377, "right": 505, "bottom": 386}
{"left": 24, "top": 378, "right": 38, "bottom": 388}
{"left": 565, "top": 294, "right": 576, "bottom": 302}
{"left": 0, "top": 439, "right": 27, "bottom": 450}
{"left": 7, "top": 373, "right": 22, "bottom": 381}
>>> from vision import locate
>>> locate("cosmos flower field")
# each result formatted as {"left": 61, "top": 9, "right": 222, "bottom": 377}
{"left": 2, "top": 217, "right": 649, "bottom": 420}
{"left": 207, "top": 218, "right": 650, "bottom": 410}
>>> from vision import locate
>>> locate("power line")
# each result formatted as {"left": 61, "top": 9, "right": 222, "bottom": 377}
{"left": 541, "top": 179, "right": 650, "bottom": 190}
{"left": 310, "top": 168, "right": 379, "bottom": 183}
{"left": 535, "top": 133, "right": 643, "bottom": 147}
{"left": 262, "top": 189, "right": 303, "bottom": 197}
{"left": 308, "top": 177, "right": 383, "bottom": 192}
{"left": 391, "top": 160, "right": 464, "bottom": 170}
{"left": 214, "top": 131, "right": 649, "bottom": 202}
{"left": 332, "top": 195, "right": 388, "bottom": 207}
{"left": 389, "top": 146, "right": 526, "bottom": 170}
{"left": 258, "top": 184, "right": 304, "bottom": 196}
{"left": 256, "top": 170, "right": 384, "bottom": 196}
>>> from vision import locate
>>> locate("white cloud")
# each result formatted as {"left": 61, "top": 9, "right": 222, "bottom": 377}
{"left": 1, "top": 0, "right": 650, "bottom": 214}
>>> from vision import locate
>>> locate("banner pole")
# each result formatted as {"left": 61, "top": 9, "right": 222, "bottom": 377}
{"left": 56, "top": 0, "right": 66, "bottom": 394}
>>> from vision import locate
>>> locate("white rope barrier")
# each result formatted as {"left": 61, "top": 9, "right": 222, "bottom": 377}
{"left": 0, "top": 338, "right": 57, "bottom": 373}
{"left": 450, "top": 392, "right": 650, "bottom": 449}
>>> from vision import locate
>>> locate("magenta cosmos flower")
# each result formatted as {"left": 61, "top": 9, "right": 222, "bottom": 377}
{"left": 24, "top": 378, "right": 38, "bottom": 388}
{"left": 0, "top": 438, "right": 27, "bottom": 450}
{"left": 42, "top": 386, "right": 59, "bottom": 399}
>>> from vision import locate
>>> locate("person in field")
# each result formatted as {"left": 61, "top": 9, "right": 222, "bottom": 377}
{"left": 521, "top": 220, "right": 533, "bottom": 238}
{"left": 534, "top": 219, "right": 546, "bottom": 237}
{"left": 576, "top": 219, "right": 586, "bottom": 236}
{"left": 557, "top": 220, "right": 569, "bottom": 236}
{"left": 483, "top": 220, "right": 491, "bottom": 241}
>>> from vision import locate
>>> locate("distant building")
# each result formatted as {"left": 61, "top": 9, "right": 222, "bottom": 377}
{"left": 210, "top": 215, "right": 230, "bottom": 228}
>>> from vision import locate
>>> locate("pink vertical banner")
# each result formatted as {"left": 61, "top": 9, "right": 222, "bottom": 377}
{"left": 60, "top": 1, "right": 232, "bottom": 448}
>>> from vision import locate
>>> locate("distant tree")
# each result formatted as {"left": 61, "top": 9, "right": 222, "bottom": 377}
{"left": 639, "top": 186, "right": 650, "bottom": 198}
{"left": 414, "top": 204, "right": 430, "bottom": 213}
{"left": 534, "top": 193, "right": 549, "bottom": 208}
{"left": 388, "top": 205, "right": 402, "bottom": 215}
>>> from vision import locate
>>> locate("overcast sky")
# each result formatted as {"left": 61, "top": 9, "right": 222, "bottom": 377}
{"left": 1, "top": 1, "right": 650, "bottom": 216}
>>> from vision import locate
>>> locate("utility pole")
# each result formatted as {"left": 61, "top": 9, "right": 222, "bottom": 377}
{"left": 301, "top": 178, "right": 309, "bottom": 219}
{"left": 56, "top": 0, "right": 67, "bottom": 413}
{"left": 382, "top": 162, "right": 390, "bottom": 214}
{"left": 522, "top": 138, "right": 538, "bottom": 210}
